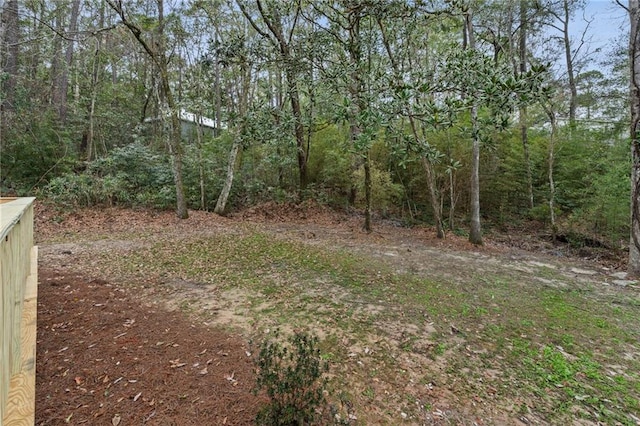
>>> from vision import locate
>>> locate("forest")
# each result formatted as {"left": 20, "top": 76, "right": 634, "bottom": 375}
{"left": 7, "top": 2, "right": 640, "bottom": 424}
{"left": 0, "top": 0, "right": 633, "bottom": 251}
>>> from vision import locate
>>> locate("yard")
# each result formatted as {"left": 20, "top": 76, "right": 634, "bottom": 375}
{"left": 35, "top": 203, "right": 640, "bottom": 425}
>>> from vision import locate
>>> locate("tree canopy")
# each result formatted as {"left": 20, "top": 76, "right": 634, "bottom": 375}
{"left": 0, "top": 0, "right": 632, "bottom": 255}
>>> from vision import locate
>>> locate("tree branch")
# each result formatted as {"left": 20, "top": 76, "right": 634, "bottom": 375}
{"left": 105, "top": 0, "right": 160, "bottom": 68}
{"left": 236, "top": 0, "right": 275, "bottom": 44}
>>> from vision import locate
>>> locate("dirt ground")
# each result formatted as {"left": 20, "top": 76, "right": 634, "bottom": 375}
{"left": 34, "top": 202, "right": 632, "bottom": 425}
{"left": 36, "top": 268, "right": 265, "bottom": 425}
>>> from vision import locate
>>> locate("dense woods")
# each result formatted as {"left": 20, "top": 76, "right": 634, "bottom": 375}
{"left": 0, "top": 1, "right": 632, "bottom": 253}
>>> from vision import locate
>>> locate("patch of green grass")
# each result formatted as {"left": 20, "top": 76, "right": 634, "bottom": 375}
{"left": 98, "top": 229, "right": 640, "bottom": 425}
{"left": 433, "top": 342, "right": 446, "bottom": 357}
{"left": 509, "top": 341, "right": 640, "bottom": 424}
{"left": 362, "top": 387, "right": 375, "bottom": 399}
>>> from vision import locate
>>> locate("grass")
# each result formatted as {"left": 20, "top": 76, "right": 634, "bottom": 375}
{"left": 89, "top": 229, "right": 640, "bottom": 425}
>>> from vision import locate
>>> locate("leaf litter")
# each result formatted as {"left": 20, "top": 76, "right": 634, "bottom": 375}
{"left": 35, "top": 202, "right": 640, "bottom": 425}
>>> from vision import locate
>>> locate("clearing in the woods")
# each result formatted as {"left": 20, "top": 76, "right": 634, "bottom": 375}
{"left": 35, "top": 202, "right": 640, "bottom": 425}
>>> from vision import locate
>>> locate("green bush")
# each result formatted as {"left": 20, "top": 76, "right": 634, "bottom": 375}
{"left": 0, "top": 112, "right": 76, "bottom": 194}
{"left": 565, "top": 137, "right": 630, "bottom": 247}
{"left": 352, "top": 163, "right": 404, "bottom": 214}
{"left": 44, "top": 174, "right": 95, "bottom": 207}
{"left": 254, "top": 330, "right": 329, "bottom": 426}
{"left": 43, "top": 142, "right": 174, "bottom": 209}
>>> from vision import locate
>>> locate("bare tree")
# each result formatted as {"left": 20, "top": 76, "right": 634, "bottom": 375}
{"left": 546, "top": 0, "right": 591, "bottom": 125}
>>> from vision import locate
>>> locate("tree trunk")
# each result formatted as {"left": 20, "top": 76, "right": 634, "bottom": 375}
{"left": 50, "top": 9, "right": 64, "bottom": 112}
{"left": 57, "top": 0, "right": 81, "bottom": 123}
{"left": 449, "top": 166, "right": 457, "bottom": 231}
{"left": 162, "top": 75, "right": 189, "bottom": 219}
{"left": 288, "top": 69, "right": 308, "bottom": 194}
{"left": 214, "top": 34, "right": 252, "bottom": 215}
{"left": 1, "top": 0, "right": 19, "bottom": 143}
{"left": 349, "top": 8, "right": 373, "bottom": 232}
{"left": 422, "top": 157, "right": 445, "bottom": 238}
{"left": 238, "top": 0, "right": 308, "bottom": 195}
{"left": 27, "top": 2, "right": 45, "bottom": 82}
{"left": 629, "top": 0, "right": 640, "bottom": 276}
{"left": 157, "top": 0, "right": 188, "bottom": 219}
{"left": 214, "top": 31, "right": 222, "bottom": 132}
{"left": 519, "top": 0, "right": 533, "bottom": 208}
{"left": 542, "top": 102, "right": 558, "bottom": 242}
{"left": 521, "top": 107, "right": 534, "bottom": 208}
{"left": 195, "top": 111, "right": 206, "bottom": 210}
{"left": 363, "top": 150, "right": 372, "bottom": 233}
{"left": 465, "top": 7, "right": 483, "bottom": 245}
{"left": 377, "top": 15, "right": 444, "bottom": 238}
{"left": 214, "top": 136, "right": 241, "bottom": 215}
{"left": 106, "top": 0, "right": 188, "bottom": 219}
{"left": 469, "top": 104, "right": 483, "bottom": 245}
{"left": 563, "top": 0, "right": 577, "bottom": 126}
{"left": 86, "top": 0, "right": 104, "bottom": 161}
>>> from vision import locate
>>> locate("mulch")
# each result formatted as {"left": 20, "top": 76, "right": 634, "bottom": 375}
{"left": 36, "top": 268, "right": 265, "bottom": 425}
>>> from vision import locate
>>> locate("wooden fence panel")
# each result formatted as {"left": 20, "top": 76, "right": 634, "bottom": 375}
{"left": 1, "top": 198, "right": 36, "bottom": 426}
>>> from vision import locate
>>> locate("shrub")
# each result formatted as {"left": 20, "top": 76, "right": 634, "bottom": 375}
{"left": 254, "top": 330, "right": 329, "bottom": 426}
{"left": 352, "top": 164, "right": 404, "bottom": 214}
{"left": 43, "top": 142, "right": 174, "bottom": 209}
{"left": 44, "top": 174, "right": 95, "bottom": 208}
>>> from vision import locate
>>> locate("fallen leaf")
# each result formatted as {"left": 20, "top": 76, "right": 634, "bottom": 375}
{"left": 170, "top": 359, "right": 187, "bottom": 368}
{"left": 225, "top": 372, "right": 237, "bottom": 384}
{"left": 199, "top": 367, "right": 208, "bottom": 375}
{"left": 133, "top": 392, "right": 142, "bottom": 402}
{"left": 74, "top": 376, "right": 83, "bottom": 385}
{"left": 111, "top": 414, "right": 121, "bottom": 426}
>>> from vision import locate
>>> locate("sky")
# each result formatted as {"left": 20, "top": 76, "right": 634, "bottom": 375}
{"left": 576, "top": 0, "right": 628, "bottom": 56}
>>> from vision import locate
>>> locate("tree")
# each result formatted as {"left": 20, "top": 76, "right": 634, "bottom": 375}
{"left": 465, "top": 5, "right": 483, "bottom": 245}
{"left": 50, "top": 0, "right": 81, "bottom": 123}
{"left": 237, "top": 0, "right": 309, "bottom": 195}
{"left": 546, "top": 0, "right": 590, "bottom": 126}
{"left": 106, "top": 0, "right": 188, "bottom": 219}
{"left": 1, "top": 0, "right": 19, "bottom": 132}
{"left": 375, "top": 2, "right": 448, "bottom": 238}
{"left": 440, "top": 0, "right": 547, "bottom": 245}
{"left": 206, "top": 4, "right": 261, "bottom": 214}
{"left": 309, "top": 0, "right": 380, "bottom": 232}
{"left": 628, "top": 0, "right": 640, "bottom": 276}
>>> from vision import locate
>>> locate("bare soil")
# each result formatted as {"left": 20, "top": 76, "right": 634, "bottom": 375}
{"left": 34, "top": 202, "right": 633, "bottom": 425}
{"left": 36, "top": 268, "right": 265, "bottom": 425}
